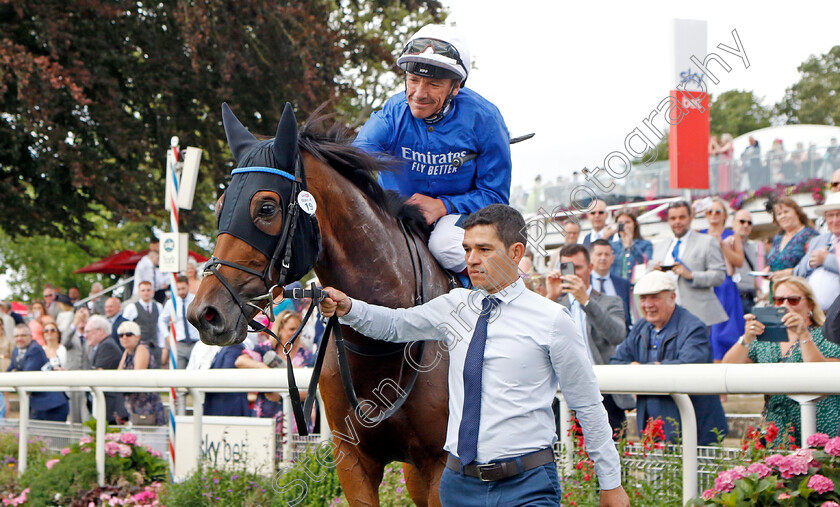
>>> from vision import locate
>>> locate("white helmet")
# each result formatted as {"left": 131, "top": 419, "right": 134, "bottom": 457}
{"left": 397, "top": 24, "right": 470, "bottom": 87}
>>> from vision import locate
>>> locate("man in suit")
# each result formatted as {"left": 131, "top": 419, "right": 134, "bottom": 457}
{"left": 547, "top": 243, "right": 630, "bottom": 436}
{"left": 103, "top": 297, "right": 127, "bottom": 351}
{"left": 547, "top": 220, "right": 582, "bottom": 271}
{"left": 581, "top": 199, "right": 616, "bottom": 248}
{"left": 793, "top": 192, "right": 840, "bottom": 310}
{"left": 610, "top": 271, "right": 727, "bottom": 445}
{"left": 83, "top": 315, "right": 128, "bottom": 424}
{"left": 122, "top": 281, "right": 164, "bottom": 368}
{"left": 8, "top": 324, "right": 69, "bottom": 421}
{"left": 651, "top": 200, "right": 726, "bottom": 327}
{"left": 590, "top": 239, "right": 633, "bottom": 330}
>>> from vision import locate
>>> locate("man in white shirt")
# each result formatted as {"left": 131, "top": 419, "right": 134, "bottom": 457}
{"left": 794, "top": 193, "right": 840, "bottom": 309}
{"left": 582, "top": 199, "right": 616, "bottom": 247}
{"left": 321, "top": 204, "right": 628, "bottom": 506}
{"left": 133, "top": 238, "right": 168, "bottom": 303}
{"left": 158, "top": 276, "right": 200, "bottom": 370}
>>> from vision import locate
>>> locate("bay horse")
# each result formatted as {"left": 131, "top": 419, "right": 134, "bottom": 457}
{"left": 189, "top": 103, "right": 452, "bottom": 506}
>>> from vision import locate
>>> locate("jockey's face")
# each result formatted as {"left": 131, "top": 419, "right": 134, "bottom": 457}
{"left": 463, "top": 224, "right": 524, "bottom": 294}
{"left": 405, "top": 74, "right": 459, "bottom": 119}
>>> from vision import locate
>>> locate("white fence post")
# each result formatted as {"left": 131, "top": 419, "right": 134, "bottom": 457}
{"left": 558, "top": 394, "right": 573, "bottom": 476}
{"left": 671, "top": 394, "right": 698, "bottom": 505}
{"left": 17, "top": 389, "right": 29, "bottom": 474}
{"left": 92, "top": 387, "right": 107, "bottom": 486}
{"left": 789, "top": 394, "right": 822, "bottom": 447}
{"left": 190, "top": 388, "right": 204, "bottom": 468}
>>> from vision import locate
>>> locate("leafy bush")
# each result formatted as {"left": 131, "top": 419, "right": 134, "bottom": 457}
{"left": 0, "top": 430, "right": 50, "bottom": 493}
{"left": 159, "top": 466, "right": 275, "bottom": 506}
{"left": 2, "top": 423, "right": 168, "bottom": 506}
{"left": 690, "top": 433, "right": 840, "bottom": 506}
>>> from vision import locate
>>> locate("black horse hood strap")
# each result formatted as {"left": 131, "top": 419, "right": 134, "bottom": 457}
{"left": 217, "top": 102, "right": 321, "bottom": 286}
{"left": 216, "top": 167, "right": 321, "bottom": 284}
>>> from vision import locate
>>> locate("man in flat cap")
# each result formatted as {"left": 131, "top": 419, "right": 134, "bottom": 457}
{"left": 610, "top": 271, "right": 727, "bottom": 445}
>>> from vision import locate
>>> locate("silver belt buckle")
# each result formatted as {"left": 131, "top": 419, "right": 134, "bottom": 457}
{"left": 475, "top": 463, "right": 497, "bottom": 482}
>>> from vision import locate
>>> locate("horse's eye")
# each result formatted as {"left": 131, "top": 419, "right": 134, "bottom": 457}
{"left": 258, "top": 203, "right": 276, "bottom": 217}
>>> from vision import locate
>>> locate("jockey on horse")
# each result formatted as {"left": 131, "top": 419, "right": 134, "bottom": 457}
{"left": 353, "top": 24, "right": 512, "bottom": 278}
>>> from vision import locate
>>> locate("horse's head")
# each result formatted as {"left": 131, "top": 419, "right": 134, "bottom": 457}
{"left": 189, "top": 103, "right": 321, "bottom": 346}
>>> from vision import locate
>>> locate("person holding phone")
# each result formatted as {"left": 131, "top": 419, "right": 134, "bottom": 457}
{"left": 722, "top": 276, "right": 840, "bottom": 445}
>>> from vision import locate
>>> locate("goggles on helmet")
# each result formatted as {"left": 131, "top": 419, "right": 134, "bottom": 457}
{"left": 400, "top": 38, "right": 466, "bottom": 77}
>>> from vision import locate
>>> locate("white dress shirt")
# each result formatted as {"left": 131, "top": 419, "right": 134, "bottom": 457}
{"left": 340, "top": 279, "right": 621, "bottom": 489}
{"left": 591, "top": 272, "right": 616, "bottom": 296}
{"left": 158, "top": 293, "right": 200, "bottom": 343}
{"left": 808, "top": 235, "right": 840, "bottom": 309}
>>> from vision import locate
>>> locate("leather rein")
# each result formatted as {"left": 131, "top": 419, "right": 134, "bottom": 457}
{"left": 204, "top": 151, "right": 429, "bottom": 436}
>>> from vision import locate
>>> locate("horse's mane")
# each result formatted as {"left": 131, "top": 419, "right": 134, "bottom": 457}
{"left": 298, "top": 111, "right": 431, "bottom": 238}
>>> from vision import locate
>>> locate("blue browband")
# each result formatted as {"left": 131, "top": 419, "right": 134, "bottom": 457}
{"left": 231, "top": 166, "right": 295, "bottom": 181}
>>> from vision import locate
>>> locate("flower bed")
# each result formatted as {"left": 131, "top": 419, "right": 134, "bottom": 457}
{"left": 691, "top": 433, "right": 840, "bottom": 506}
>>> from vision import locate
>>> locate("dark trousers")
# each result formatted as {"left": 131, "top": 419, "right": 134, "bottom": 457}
{"left": 603, "top": 394, "right": 628, "bottom": 439}
{"left": 32, "top": 402, "right": 69, "bottom": 422}
{"left": 439, "top": 460, "right": 561, "bottom": 506}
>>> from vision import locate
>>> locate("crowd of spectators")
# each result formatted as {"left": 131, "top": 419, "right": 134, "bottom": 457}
{"left": 0, "top": 239, "right": 323, "bottom": 444}
{"left": 529, "top": 170, "right": 840, "bottom": 446}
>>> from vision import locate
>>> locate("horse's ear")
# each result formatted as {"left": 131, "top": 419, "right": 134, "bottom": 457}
{"left": 272, "top": 102, "right": 298, "bottom": 172}
{"left": 222, "top": 102, "right": 259, "bottom": 164}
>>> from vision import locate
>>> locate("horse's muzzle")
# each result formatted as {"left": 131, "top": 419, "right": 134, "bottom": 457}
{"left": 188, "top": 301, "right": 246, "bottom": 346}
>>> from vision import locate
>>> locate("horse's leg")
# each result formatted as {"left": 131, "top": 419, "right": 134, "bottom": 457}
{"left": 333, "top": 437, "right": 384, "bottom": 507}
{"left": 403, "top": 462, "right": 429, "bottom": 507}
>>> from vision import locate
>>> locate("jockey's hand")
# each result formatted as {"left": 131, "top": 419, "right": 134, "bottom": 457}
{"left": 320, "top": 287, "right": 352, "bottom": 318}
{"left": 406, "top": 193, "right": 447, "bottom": 225}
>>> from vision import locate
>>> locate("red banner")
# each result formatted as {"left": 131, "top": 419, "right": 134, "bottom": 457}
{"left": 669, "top": 90, "right": 709, "bottom": 189}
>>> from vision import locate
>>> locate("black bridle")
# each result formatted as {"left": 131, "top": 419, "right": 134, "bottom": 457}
{"left": 204, "top": 155, "right": 309, "bottom": 335}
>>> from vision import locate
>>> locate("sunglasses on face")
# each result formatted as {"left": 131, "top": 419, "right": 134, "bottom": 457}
{"left": 706, "top": 209, "right": 724, "bottom": 215}
{"left": 589, "top": 211, "right": 606, "bottom": 215}
{"left": 772, "top": 296, "right": 802, "bottom": 306}
{"left": 117, "top": 332, "right": 135, "bottom": 338}
{"left": 831, "top": 181, "right": 840, "bottom": 188}
{"left": 738, "top": 219, "right": 753, "bottom": 225}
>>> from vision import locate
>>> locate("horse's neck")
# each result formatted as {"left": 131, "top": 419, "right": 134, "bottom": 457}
{"left": 306, "top": 156, "right": 444, "bottom": 308}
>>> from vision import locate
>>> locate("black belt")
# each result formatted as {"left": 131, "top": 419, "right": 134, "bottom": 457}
{"left": 445, "top": 448, "right": 555, "bottom": 482}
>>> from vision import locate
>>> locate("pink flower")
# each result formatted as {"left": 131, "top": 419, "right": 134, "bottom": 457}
{"left": 60, "top": 447, "right": 71, "bottom": 456}
{"left": 702, "top": 489, "right": 717, "bottom": 500}
{"left": 821, "top": 502, "right": 840, "bottom": 507}
{"left": 105, "top": 441, "right": 121, "bottom": 457}
{"left": 765, "top": 454, "right": 786, "bottom": 467}
{"left": 824, "top": 437, "right": 840, "bottom": 456}
{"left": 777, "top": 454, "right": 810, "bottom": 479}
{"left": 118, "top": 444, "right": 132, "bottom": 458}
{"left": 45, "top": 459, "right": 60, "bottom": 470}
{"left": 105, "top": 433, "right": 121, "bottom": 442}
{"left": 746, "top": 463, "right": 772, "bottom": 478}
{"left": 808, "top": 474, "right": 834, "bottom": 494}
{"left": 807, "top": 433, "right": 830, "bottom": 448}
{"left": 151, "top": 450, "right": 163, "bottom": 458}
{"left": 120, "top": 432, "right": 137, "bottom": 445}
{"left": 82, "top": 446, "right": 91, "bottom": 453}
{"left": 779, "top": 493, "right": 791, "bottom": 500}
{"left": 79, "top": 436, "right": 95, "bottom": 444}
{"left": 714, "top": 470, "right": 738, "bottom": 492}
{"left": 2, "top": 487, "right": 29, "bottom": 506}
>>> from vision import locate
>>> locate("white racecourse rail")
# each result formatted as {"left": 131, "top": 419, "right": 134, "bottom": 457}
{"left": 1, "top": 363, "right": 839, "bottom": 504}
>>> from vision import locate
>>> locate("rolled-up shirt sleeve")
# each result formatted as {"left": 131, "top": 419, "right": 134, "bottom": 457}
{"left": 549, "top": 308, "right": 622, "bottom": 490}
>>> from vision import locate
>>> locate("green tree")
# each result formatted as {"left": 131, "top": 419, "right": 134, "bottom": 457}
{"left": 775, "top": 45, "right": 840, "bottom": 126}
{"left": 0, "top": 0, "right": 445, "bottom": 243}
{"left": 709, "top": 90, "right": 772, "bottom": 137}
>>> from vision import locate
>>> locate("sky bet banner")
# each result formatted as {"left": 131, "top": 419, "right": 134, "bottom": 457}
{"left": 669, "top": 19, "right": 710, "bottom": 190}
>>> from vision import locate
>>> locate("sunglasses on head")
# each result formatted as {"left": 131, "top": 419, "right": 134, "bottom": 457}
{"left": 772, "top": 296, "right": 802, "bottom": 306}
{"left": 117, "top": 332, "right": 135, "bottom": 338}
{"left": 738, "top": 219, "right": 753, "bottom": 225}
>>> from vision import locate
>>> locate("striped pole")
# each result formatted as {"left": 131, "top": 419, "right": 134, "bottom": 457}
{"left": 165, "top": 140, "right": 181, "bottom": 479}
